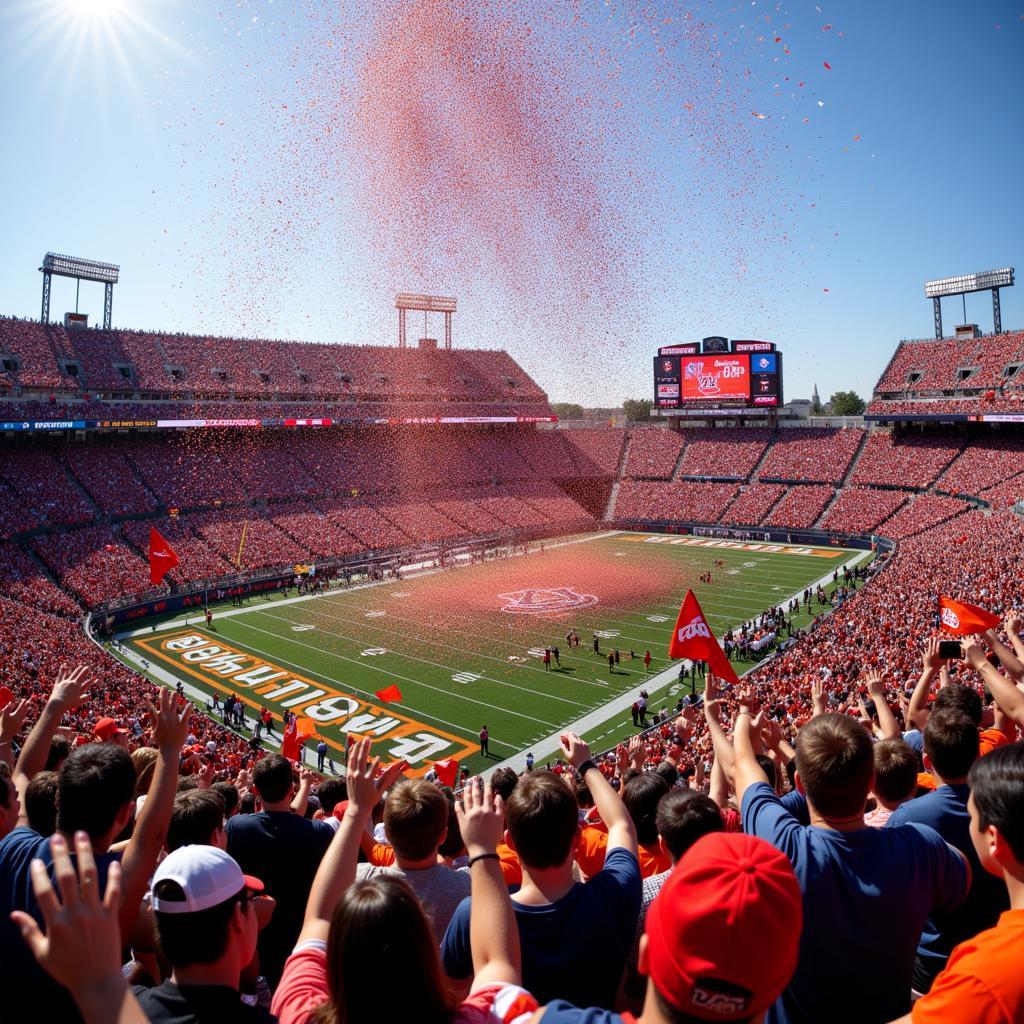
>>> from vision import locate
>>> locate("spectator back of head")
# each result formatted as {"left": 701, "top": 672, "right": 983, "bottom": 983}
{"left": 794, "top": 713, "right": 874, "bottom": 819}
{"left": 167, "top": 788, "right": 226, "bottom": 852}
{"left": 490, "top": 766, "right": 519, "bottom": 803}
{"left": 924, "top": 709, "right": 980, "bottom": 781}
{"left": 25, "top": 770, "right": 59, "bottom": 838}
{"left": 872, "top": 739, "right": 919, "bottom": 805}
{"left": 506, "top": 770, "right": 578, "bottom": 869}
{"left": 212, "top": 781, "right": 240, "bottom": 818}
{"left": 623, "top": 772, "right": 670, "bottom": 846}
{"left": 933, "top": 683, "right": 982, "bottom": 725}
{"left": 252, "top": 753, "right": 294, "bottom": 803}
{"left": 315, "top": 778, "right": 347, "bottom": 816}
{"left": 655, "top": 789, "right": 724, "bottom": 862}
{"left": 57, "top": 743, "right": 136, "bottom": 843}
{"left": 383, "top": 779, "right": 449, "bottom": 860}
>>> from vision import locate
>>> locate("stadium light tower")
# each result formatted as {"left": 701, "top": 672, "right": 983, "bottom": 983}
{"left": 923, "top": 267, "right": 1014, "bottom": 339}
{"left": 395, "top": 293, "right": 457, "bottom": 349}
{"left": 40, "top": 252, "right": 120, "bottom": 329}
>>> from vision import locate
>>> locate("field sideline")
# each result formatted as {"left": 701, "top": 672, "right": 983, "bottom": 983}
{"left": 106, "top": 531, "right": 867, "bottom": 775}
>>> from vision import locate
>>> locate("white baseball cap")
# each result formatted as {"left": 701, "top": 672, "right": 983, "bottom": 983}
{"left": 151, "top": 845, "right": 263, "bottom": 914}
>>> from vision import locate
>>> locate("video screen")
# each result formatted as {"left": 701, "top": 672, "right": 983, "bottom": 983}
{"left": 680, "top": 355, "right": 750, "bottom": 402}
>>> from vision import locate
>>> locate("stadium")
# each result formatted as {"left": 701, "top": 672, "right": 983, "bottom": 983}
{"left": 1, "top": 4, "right": 1023, "bottom": 1024}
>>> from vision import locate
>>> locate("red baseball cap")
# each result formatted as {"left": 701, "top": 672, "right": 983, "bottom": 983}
{"left": 645, "top": 832, "right": 802, "bottom": 1021}
{"left": 94, "top": 717, "right": 128, "bottom": 742}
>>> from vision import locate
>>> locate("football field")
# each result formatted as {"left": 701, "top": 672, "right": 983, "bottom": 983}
{"left": 111, "top": 531, "right": 867, "bottom": 776}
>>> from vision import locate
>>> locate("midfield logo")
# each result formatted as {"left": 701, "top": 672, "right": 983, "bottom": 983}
{"left": 498, "top": 587, "right": 599, "bottom": 614}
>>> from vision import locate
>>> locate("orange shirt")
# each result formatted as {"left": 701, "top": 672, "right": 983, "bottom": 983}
{"left": 912, "top": 909, "right": 1024, "bottom": 1024}
{"left": 979, "top": 728, "right": 1010, "bottom": 757}
{"left": 573, "top": 828, "right": 668, "bottom": 879}
{"left": 497, "top": 841, "right": 522, "bottom": 887}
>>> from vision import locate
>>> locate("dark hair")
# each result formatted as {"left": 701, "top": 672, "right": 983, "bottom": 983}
{"left": 25, "top": 771, "right": 59, "bottom": 837}
{"left": 44, "top": 737, "right": 72, "bottom": 773}
{"left": 167, "top": 789, "right": 226, "bottom": 852}
{"left": 755, "top": 754, "right": 778, "bottom": 791}
{"left": 872, "top": 739, "right": 919, "bottom": 804}
{"left": 436, "top": 789, "right": 465, "bottom": 860}
{"left": 924, "top": 709, "right": 979, "bottom": 781}
{"left": 239, "top": 791, "right": 258, "bottom": 815}
{"left": 654, "top": 761, "right": 679, "bottom": 788}
{"left": 623, "top": 772, "right": 670, "bottom": 846}
{"left": 795, "top": 714, "right": 874, "bottom": 818}
{"left": 57, "top": 744, "right": 135, "bottom": 841}
{"left": 213, "top": 782, "right": 240, "bottom": 818}
{"left": 968, "top": 742, "right": 1024, "bottom": 862}
{"left": 252, "top": 754, "right": 295, "bottom": 804}
{"left": 314, "top": 876, "right": 455, "bottom": 1024}
{"left": 153, "top": 880, "right": 244, "bottom": 966}
{"left": 0, "top": 764, "right": 14, "bottom": 814}
{"left": 383, "top": 780, "right": 449, "bottom": 860}
{"left": 316, "top": 779, "right": 347, "bottom": 816}
{"left": 490, "top": 767, "right": 519, "bottom": 803}
{"left": 176, "top": 776, "right": 201, "bottom": 793}
{"left": 933, "top": 684, "right": 982, "bottom": 725}
{"left": 655, "top": 789, "right": 724, "bottom": 861}
{"left": 506, "top": 770, "right": 578, "bottom": 869}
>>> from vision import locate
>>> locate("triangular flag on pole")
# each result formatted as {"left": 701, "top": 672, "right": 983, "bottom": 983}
{"left": 375, "top": 684, "right": 403, "bottom": 703}
{"left": 668, "top": 589, "right": 740, "bottom": 685}
{"left": 149, "top": 526, "right": 179, "bottom": 585}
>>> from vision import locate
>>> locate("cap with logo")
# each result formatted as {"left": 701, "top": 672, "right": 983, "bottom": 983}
{"left": 151, "top": 845, "right": 264, "bottom": 914}
{"left": 645, "top": 832, "right": 802, "bottom": 1021}
{"left": 93, "top": 716, "right": 128, "bottom": 742}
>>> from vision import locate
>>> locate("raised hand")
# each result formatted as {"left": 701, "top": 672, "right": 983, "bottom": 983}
{"left": 374, "top": 757, "right": 409, "bottom": 794}
{"left": 0, "top": 698, "right": 30, "bottom": 745}
{"left": 345, "top": 736, "right": 382, "bottom": 814}
{"left": 456, "top": 776, "right": 505, "bottom": 857}
{"left": 960, "top": 634, "right": 988, "bottom": 670}
{"left": 863, "top": 670, "right": 886, "bottom": 700}
{"left": 146, "top": 687, "right": 192, "bottom": 754}
{"left": 11, "top": 832, "right": 124, "bottom": 999}
{"left": 559, "top": 731, "right": 592, "bottom": 770}
{"left": 810, "top": 678, "right": 827, "bottom": 718}
{"left": 1006, "top": 611, "right": 1022, "bottom": 637}
{"left": 922, "top": 636, "right": 944, "bottom": 671}
{"left": 50, "top": 665, "right": 91, "bottom": 712}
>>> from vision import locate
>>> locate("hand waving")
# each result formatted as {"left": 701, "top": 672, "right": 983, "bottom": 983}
{"left": 0, "top": 698, "right": 30, "bottom": 745}
{"left": 50, "top": 665, "right": 91, "bottom": 713}
{"left": 147, "top": 688, "right": 192, "bottom": 754}
{"left": 456, "top": 776, "right": 505, "bottom": 858}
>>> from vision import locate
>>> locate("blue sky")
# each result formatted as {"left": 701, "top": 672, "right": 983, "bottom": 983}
{"left": 1, "top": 0, "right": 1022, "bottom": 407}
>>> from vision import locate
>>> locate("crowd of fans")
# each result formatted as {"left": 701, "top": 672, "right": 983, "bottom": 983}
{"left": 622, "top": 428, "right": 686, "bottom": 479}
{"left": 874, "top": 330, "right": 1024, "bottom": 395}
{"left": 757, "top": 427, "right": 864, "bottom": 483}
{"left": 720, "top": 483, "right": 787, "bottom": 525}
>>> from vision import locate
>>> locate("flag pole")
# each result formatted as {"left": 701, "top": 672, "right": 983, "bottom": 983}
{"left": 235, "top": 521, "right": 248, "bottom": 568}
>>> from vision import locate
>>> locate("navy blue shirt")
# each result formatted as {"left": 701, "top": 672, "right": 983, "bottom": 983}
{"left": 0, "top": 827, "right": 121, "bottom": 1024}
{"left": 441, "top": 847, "right": 641, "bottom": 1009}
{"left": 538, "top": 1005, "right": 624, "bottom": 1024}
{"left": 742, "top": 782, "right": 968, "bottom": 1024}
{"left": 888, "top": 783, "right": 1008, "bottom": 972}
{"left": 225, "top": 810, "right": 334, "bottom": 988}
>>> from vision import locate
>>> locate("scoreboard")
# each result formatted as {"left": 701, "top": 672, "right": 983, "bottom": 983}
{"left": 653, "top": 338, "right": 783, "bottom": 410}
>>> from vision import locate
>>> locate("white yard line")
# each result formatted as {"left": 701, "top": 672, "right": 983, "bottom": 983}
{"left": 482, "top": 546, "right": 870, "bottom": 775}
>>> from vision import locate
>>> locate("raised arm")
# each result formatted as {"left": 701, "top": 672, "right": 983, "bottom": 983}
{"left": 733, "top": 691, "right": 770, "bottom": 807}
{"left": 290, "top": 765, "right": 315, "bottom": 816}
{"left": 864, "top": 670, "right": 900, "bottom": 740}
{"left": 1004, "top": 612, "right": 1024, "bottom": 663}
{"left": 703, "top": 674, "right": 736, "bottom": 784}
{"left": 457, "top": 777, "right": 521, "bottom": 992}
{"left": 963, "top": 637, "right": 1024, "bottom": 726}
{"left": 299, "top": 737, "right": 392, "bottom": 942}
{"left": 560, "top": 732, "right": 636, "bottom": 857}
{"left": 13, "top": 665, "right": 91, "bottom": 825}
{"left": 908, "top": 638, "right": 942, "bottom": 730}
{"left": 0, "top": 698, "right": 30, "bottom": 771}
{"left": 984, "top": 627, "right": 1024, "bottom": 682}
{"left": 118, "top": 690, "right": 190, "bottom": 938}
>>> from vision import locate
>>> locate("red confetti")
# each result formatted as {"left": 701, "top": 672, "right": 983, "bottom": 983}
{"left": 823, "top": 62, "right": 832, "bottom": 70}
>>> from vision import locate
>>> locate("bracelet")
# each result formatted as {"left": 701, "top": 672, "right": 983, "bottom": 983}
{"left": 467, "top": 852, "right": 501, "bottom": 868}
{"left": 576, "top": 759, "right": 598, "bottom": 776}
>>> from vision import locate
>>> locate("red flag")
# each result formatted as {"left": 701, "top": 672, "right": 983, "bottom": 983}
{"left": 668, "top": 589, "right": 740, "bottom": 685}
{"left": 375, "top": 684, "right": 403, "bottom": 703}
{"left": 0, "top": 685, "right": 14, "bottom": 712}
{"left": 938, "top": 597, "right": 1000, "bottom": 636}
{"left": 433, "top": 759, "right": 458, "bottom": 788}
{"left": 148, "top": 526, "right": 179, "bottom": 585}
{"left": 280, "top": 717, "right": 299, "bottom": 761}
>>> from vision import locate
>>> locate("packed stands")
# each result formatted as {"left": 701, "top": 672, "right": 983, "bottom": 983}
{"left": 819, "top": 486, "right": 908, "bottom": 534}
{"left": 614, "top": 481, "right": 738, "bottom": 523}
{"left": 676, "top": 428, "right": 770, "bottom": 480}
{"left": 935, "top": 435, "right": 1024, "bottom": 496}
{"left": 850, "top": 431, "right": 961, "bottom": 489}
{"left": 874, "top": 493, "right": 972, "bottom": 540}
{"left": 621, "top": 428, "right": 685, "bottom": 479}
{"left": 560, "top": 427, "right": 628, "bottom": 476}
{"left": 762, "top": 484, "right": 836, "bottom": 528}
{"left": 757, "top": 427, "right": 864, "bottom": 483}
{"left": 32, "top": 526, "right": 150, "bottom": 606}
{"left": 721, "top": 483, "right": 786, "bottom": 525}
{"left": 64, "top": 445, "right": 157, "bottom": 518}
{"left": 0, "top": 449, "right": 96, "bottom": 530}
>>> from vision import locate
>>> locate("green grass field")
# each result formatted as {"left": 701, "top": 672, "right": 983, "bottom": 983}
{"left": 110, "top": 530, "right": 866, "bottom": 776}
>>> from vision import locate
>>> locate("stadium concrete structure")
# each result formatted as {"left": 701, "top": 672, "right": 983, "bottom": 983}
{"left": 2, "top": 307, "right": 1024, "bottom": 774}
